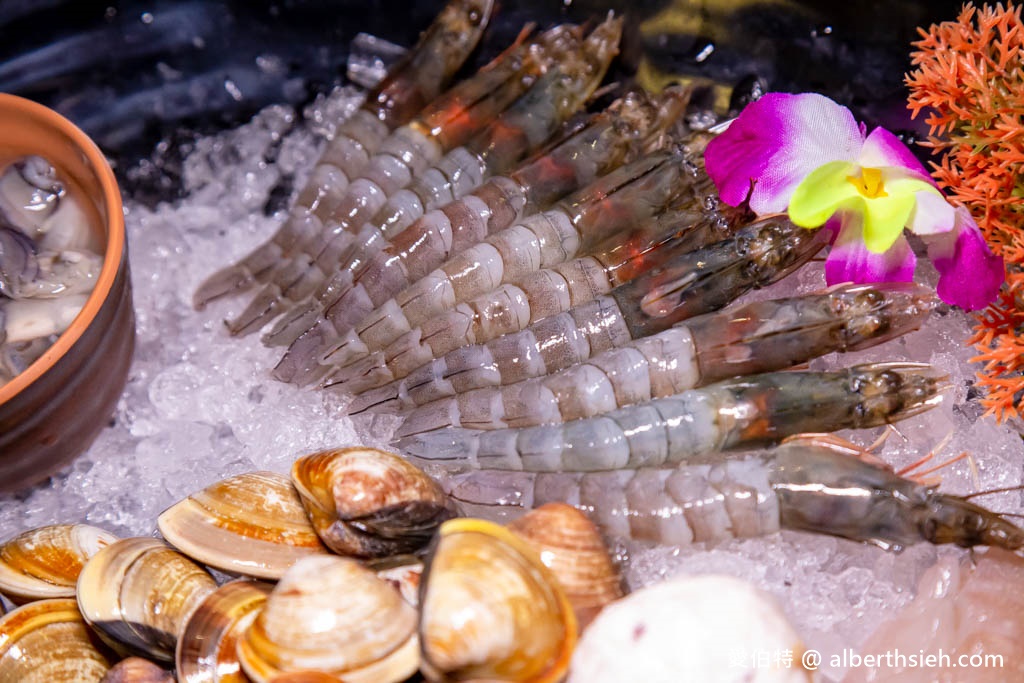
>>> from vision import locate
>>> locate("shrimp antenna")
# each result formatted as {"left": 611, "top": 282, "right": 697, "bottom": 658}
{"left": 962, "top": 484, "right": 1024, "bottom": 500}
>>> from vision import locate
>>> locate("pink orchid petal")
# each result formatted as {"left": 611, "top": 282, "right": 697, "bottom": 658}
{"left": 858, "top": 127, "right": 934, "bottom": 181}
{"left": 907, "top": 189, "right": 956, "bottom": 236}
{"left": 705, "top": 93, "right": 863, "bottom": 214}
{"left": 824, "top": 214, "right": 916, "bottom": 285}
{"left": 925, "top": 207, "right": 1004, "bottom": 311}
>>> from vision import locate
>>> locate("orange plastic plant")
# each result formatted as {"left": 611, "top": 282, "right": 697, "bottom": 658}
{"left": 907, "top": 2, "right": 1024, "bottom": 421}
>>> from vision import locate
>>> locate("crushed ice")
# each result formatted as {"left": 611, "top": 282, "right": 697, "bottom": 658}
{"left": 0, "top": 90, "right": 1021, "bottom": 682}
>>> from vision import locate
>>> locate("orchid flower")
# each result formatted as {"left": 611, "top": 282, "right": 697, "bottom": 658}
{"left": 704, "top": 92, "right": 1003, "bottom": 310}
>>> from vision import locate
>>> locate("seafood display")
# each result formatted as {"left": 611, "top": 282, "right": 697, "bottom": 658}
{"left": 3, "top": 0, "right": 1022, "bottom": 681}
{"left": 0, "top": 155, "right": 102, "bottom": 387}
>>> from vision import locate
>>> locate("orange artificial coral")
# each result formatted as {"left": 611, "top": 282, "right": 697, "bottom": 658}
{"left": 907, "top": 2, "right": 1024, "bottom": 421}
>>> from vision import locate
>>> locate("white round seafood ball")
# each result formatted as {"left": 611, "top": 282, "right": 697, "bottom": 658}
{"left": 569, "top": 574, "right": 812, "bottom": 682}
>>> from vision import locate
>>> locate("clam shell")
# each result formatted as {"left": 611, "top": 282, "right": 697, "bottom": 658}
{"left": 291, "top": 447, "right": 457, "bottom": 558}
{"left": 0, "top": 598, "right": 116, "bottom": 681}
{"left": 0, "top": 524, "right": 118, "bottom": 603}
{"left": 158, "top": 471, "right": 329, "bottom": 579}
{"left": 100, "top": 656, "right": 175, "bottom": 682}
{"left": 267, "top": 674, "right": 343, "bottom": 683}
{"left": 177, "top": 579, "right": 274, "bottom": 683}
{"left": 507, "top": 503, "right": 624, "bottom": 628}
{"left": 237, "top": 555, "right": 419, "bottom": 683}
{"left": 367, "top": 555, "right": 424, "bottom": 607}
{"left": 77, "top": 537, "right": 218, "bottom": 662}
{"left": 420, "top": 518, "right": 577, "bottom": 682}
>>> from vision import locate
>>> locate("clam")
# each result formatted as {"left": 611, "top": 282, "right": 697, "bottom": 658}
{"left": 0, "top": 155, "right": 65, "bottom": 236}
{"left": 158, "top": 471, "right": 330, "bottom": 579}
{"left": 0, "top": 523, "right": 118, "bottom": 603}
{"left": 236, "top": 555, "right": 419, "bottom": 683}
{"left": 177, "top": 579, "right": 273, "bottom": 683}
{"left": 0, "top": 597, "right": 117, "bottom": 681}
{"left": 507, "top": 503, "right": 624, "bottom": 628}
{"left": 291, "top": 447, "right": 458, "bottom": 558}
{"left": 419, "top": 518, "right": 577, "bottom": 682}
{"left": 368, "top": 555, "right": 424, "bottom": 607}
{"left": 100, "top": 656, "right": 175, "bottom": 682}
{"left": 266, "top": 674, "right": 344, "bottom": 682}
{"left": 76, "top": 537, "right": 218, "bottom": 662}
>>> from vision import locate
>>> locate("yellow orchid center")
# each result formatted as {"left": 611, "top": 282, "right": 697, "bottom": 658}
{"left": 846, "top": 167, "right": 887, "bottom": 199}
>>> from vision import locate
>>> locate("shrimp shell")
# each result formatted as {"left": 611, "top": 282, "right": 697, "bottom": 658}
{"left": 396, "top": 363, "right": 949, "bottom": 472}
{"left": 441, "top": 431, "right": 1022, "bottom": 555}
{"left": 335, "top": 216, "right": 822, "bottom": 403}
{"left": 191, "top": 0, "right": 493, "bottom": 308}
{"left": 228, "top": 20, "right": 623, "bottom": 336}
{"left": 389, "top": 283, "right": 938, "bottom": 435}
{"left": 270, "top": 88, "right": 691, "bottom": 383}
{"left": 319, "top": 151, "right": 704, "bottom": 382}
{"left": 345, "top": 201, "right": 729, "bottom": 403}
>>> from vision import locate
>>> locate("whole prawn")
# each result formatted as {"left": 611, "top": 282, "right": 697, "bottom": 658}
{"left": 317, "top": 149, "right": 711, "bottom": 379}
{"left": 192, "top": 0, "right": 494, "bottom": 307}
{"left": 396, "top": 363, "right": 948, "bottom": 471}
{"left": 387, "top": 283, "right": 938, "bottom": 435}
{"left": 269, "top": 87, "right": 690, "bottom": 383}
{"left": 225, "top": 19, "right": 624, "bottom": 336}
{"left": 328, "top": 215, "right": 824, "bottom": 400}
{"left": 443, "top": 433, "right": 1024, "bottom": 552}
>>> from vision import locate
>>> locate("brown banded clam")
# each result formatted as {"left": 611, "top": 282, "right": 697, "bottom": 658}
{"left": 176, "top": 579, "right": 274, "bottom": 683}
{"left": 368, "top": 554, "right": 424, "bottom": 607}
{"left": 419, "top": 518, "right": 577, "bottom": 682}
{"left": 0, "top": 523, "right": 117, "bottom": 603}
{"left": 100, "top": 656, "right": 175, "bottom": 682}
{"left": 158, "top": 471, "right": 329, "bottom": 579}
{"left": 0, "top": 597, "right": 117, "bottom": 681}
{"left": 76, "top": 537, "right": 218, "bottom": 662}
{"left": 507, "top": 503, "right": 624, "bottom": 628}
{"left": 291, "top": 446, "right": 458, "bottom": 558}
{"left": 236, "top": 555, "right": 419, "bottom": 683}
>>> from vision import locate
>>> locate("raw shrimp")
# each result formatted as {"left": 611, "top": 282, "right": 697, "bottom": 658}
{"left": 397, "top": 363, "right": 948, "bottom": 471}
{"left": 192, "top": 7, "right": 545, "bottom": 308}
{"left": 226, "top": 20, "right": 622, "bottom": 335}
{"left": 269, "top": 88, "right": 691, "bottom": 383}
{"left": 442, "top": 433, "right": 1023, "bottom": 553}
{"left": 339, "top": 194, "right": 734, "bottom": 396}
{"left": 317, "top": 150, "right": 707, "bottom": 381}
{"left": 389, "top": 283, "right": 938, "bottom": 435}
{"left": 331, "top": 215, "right": 824, "bottom": 400}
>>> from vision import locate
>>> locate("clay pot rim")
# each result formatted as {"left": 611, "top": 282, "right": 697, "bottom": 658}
{"left": 0, "top": 93, "right": 125, "bottom": 406}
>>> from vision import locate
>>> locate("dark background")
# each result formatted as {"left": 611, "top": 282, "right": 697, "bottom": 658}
{"left": 0, "top": 0, "right": 964, "bottom": 200}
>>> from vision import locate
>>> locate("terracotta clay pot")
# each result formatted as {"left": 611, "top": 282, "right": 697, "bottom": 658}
{"left": 0, "top": 94, "right": 134, "bottom": 492}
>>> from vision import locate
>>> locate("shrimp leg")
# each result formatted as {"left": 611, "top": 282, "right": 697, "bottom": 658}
{"left": 334, "top": 215, "right": 823, "bottom": 402}
{"left": 269, "top": 88, "right": 690, "bottom": 384}
{"left": 192, "top": 0, "right": 494, "bottom": 307}
{"left": 388, "top": 283, "right": 938, "bottom": 435}
{"left": 227, "top": 19, "right": 623, "bottom": 336}
{"left": 443, "top": 433, "right": 1024, "bottom": 553}
{"left": 397, "top": 362, "right": 948, "bottom": 471}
